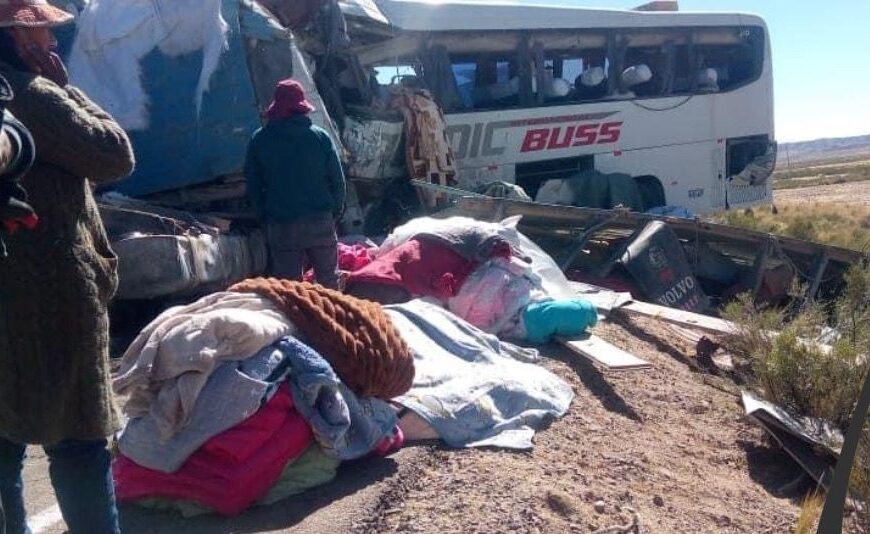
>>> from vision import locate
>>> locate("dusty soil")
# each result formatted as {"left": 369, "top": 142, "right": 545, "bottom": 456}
{"left": 774, "top": 180, "right": 870, "bottom": 205}
{"left": 355, "top": 315, "right": 819, "bottom": 534}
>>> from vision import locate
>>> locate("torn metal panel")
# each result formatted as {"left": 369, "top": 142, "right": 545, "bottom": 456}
{"left": 343, "top": 111, "right": 406, "bottom": 180}
{"left": 113, "top": 231, "right": 268, "bottom": 300}
{"left": 339, "top": 0, "right": 389, "bottom": 24}
{"left": 451, "top": 197, "right": 866, "bottom": 275}
{"left": 742, "top": 390, "right": 841, "bottom": 489}
{"left": 256, "top": 0, "right": 321, "bottom": 30}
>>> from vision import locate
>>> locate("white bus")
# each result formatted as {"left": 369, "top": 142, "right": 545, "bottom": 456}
{"left": 339, "top": 0, "right": 776, "bottom": 214}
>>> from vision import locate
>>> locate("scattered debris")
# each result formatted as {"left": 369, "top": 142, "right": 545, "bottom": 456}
{"left": 592, "top": 507, "right": 640, "bottom": 534}
{"left": 742, "top": 390, "right": 841, "bottom": 489}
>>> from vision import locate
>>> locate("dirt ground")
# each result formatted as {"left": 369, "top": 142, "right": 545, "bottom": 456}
{"left": 356, "top": 315, "right": 818, "bottom": 534}
{"left": 774, "top": 180, "right": 870, "bottom": 205}
{"left": 22, "top": 314, "right": 833, "bottom": 533}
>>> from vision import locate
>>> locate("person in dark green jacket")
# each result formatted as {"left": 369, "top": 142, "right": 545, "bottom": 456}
{"left": 244, "top": 78, "right": 346, "bottom": 289}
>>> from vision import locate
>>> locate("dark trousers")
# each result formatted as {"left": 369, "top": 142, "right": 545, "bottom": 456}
{"left": 0, "top": 438, "right": 119, "bottom": 534}
{"left": 267, "top": 213, "right": 339, "bottom": 289}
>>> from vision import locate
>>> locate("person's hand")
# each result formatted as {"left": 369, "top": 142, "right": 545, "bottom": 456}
{"left": 20, "top": 45, "right": 69, "bottom": 87}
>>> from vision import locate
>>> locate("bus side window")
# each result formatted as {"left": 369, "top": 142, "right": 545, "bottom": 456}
{"left": 450, "top": 56, "right": 525, "bottom": 111}
{"left": 535, "top": 48, "right": 609, "bottom": 104}
{"left": 573, "top": 51, "right": 609, "bottom": 101}
{"left": 698, "top": 30, "right": 763, "bottom": 92}
{"left": 452, "top": 62, "right": 477, "bottom": 110}
{"left": 623, "top": 46, "right": 668, "bottom": 97}
{"left": 686, "top": 27, "right": 763, "bottom": 93}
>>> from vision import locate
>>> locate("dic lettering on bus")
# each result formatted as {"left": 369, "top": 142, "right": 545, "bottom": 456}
{"left": 521, "top": 121, "right": 624, "bottom": 152}
{"left": 446, "top": 111, "right": 621, "bottom": 160}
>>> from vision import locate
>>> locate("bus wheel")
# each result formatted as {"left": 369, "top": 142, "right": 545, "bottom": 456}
{"left": 633, "top": 175, "right": 666, "bottom": 211}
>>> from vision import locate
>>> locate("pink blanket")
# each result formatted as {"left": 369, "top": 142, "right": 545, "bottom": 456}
{"left": 114, "top": 386, "right": 313, "bottom": 516}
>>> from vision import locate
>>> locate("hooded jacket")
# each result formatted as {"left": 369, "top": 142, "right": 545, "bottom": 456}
{"left": 244, "top": 115, "right": 346, "bottom": 223}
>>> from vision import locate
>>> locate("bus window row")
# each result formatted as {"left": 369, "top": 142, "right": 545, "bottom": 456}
{"left": 356, "top": 26, "right": 764, "bottom": 113}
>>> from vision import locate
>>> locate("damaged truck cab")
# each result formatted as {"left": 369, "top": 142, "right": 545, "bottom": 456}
{"left": 57, "top": 0, "right": 778, "bottom": 301}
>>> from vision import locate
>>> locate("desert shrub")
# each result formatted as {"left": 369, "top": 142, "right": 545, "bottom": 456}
{"left": 725, "top": 265, "right": 870, "bottom": 529}
{"left": 724, "top": 265, "right": 870, "bottom": 430}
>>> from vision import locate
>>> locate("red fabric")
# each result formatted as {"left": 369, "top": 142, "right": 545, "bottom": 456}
{"left": 347, "top": 238, "right": 476, "bottom": 300}
{"left": 265, "top": 78, "right": 315, "bottom": 121}
{"left": 303, "top": 243, "right": 373, "bottom": 282}
{"left": 372, "top": 425, "right": 404, "bottom": 457}
{"left": 1, "top": 213, "right": 38, "bottom": 234}
{"left": 113, "top": 386, "right": 313, "bottom": 516}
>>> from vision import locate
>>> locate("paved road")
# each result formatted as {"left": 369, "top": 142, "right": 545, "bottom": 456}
{"left": 20, "top": 446, "right": 428, "bottom": 533}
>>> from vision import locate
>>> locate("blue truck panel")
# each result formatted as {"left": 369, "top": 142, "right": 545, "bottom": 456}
{"left": 111, "top": 0, "right": 263, "bottom": 196}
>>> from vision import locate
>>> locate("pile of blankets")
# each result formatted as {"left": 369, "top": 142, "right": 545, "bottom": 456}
{"left": 111, "top": 217, "right": 597, "bottom": 518}
{"left": 346, "top": 215, "right": 598, "bottom": 342}
{"left": 112, "top": 283, "right": 411, "bottom": 516}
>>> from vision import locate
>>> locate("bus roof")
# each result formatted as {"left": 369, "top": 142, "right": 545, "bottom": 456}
{"left": 342, "top": 0, "right": 767, "bottom": 32}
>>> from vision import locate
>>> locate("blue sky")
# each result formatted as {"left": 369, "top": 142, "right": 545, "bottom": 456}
{"left": 513, "top": 0, "right": 870, "bottom": 142}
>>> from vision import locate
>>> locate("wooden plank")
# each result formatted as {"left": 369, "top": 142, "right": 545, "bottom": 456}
{"left": 559, "top": 334, "right": 651, "bottom": 370}
{"left": 620, "top": 299, "right": 833, "bottom": 354}
{"left": 618, "top": 299, "right": 736, "bottom": 336}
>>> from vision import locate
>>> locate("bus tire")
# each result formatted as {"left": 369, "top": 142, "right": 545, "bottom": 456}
{"left": 633, "top": 175, "right": 666, "bottom": 211}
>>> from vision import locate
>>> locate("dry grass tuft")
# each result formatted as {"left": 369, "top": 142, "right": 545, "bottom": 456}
{"left": 714, "top": 202, "right": 870, "bottom": 251}
{"left": 794, "top": 491, "right": 825, "bottom": 534}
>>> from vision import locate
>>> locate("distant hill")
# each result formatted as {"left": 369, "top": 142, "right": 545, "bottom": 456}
{"left": 779, "top": 134, "right": 870, "bottom": 167}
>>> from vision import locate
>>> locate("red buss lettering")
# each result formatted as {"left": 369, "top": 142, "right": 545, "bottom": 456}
{"left": 598, "top": 121, "right": 623, "bottom": 144}
{"left": 521, "top": 121, "right": 623, "bottom": 152}
{"left": 547, "top": 126, "right": 575, "bottom": 149}
{"left": 573, "top": 123, "right": 599, "bottom": 146}
{"left": 521, "top": 128, "right": 550, "bottom": 152}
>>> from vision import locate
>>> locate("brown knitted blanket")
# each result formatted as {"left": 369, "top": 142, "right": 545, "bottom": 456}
{"left": 230, "top": 278, "right": 414, "bottom": 399}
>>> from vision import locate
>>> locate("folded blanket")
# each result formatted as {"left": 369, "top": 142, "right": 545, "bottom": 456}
{"left": 114, "top": 386, "right": 312, "bottom": 516}
{"left": 113, "top": 291, "right": 296, "bottom": 439}
{"left": 347, "top": 237, "right": 476, "bottom": 300}
{"left": 119, "top": 340, "right": 294, "bottom": 473}
{"left": 277, "top": 336, "right": 398, "bottom": 460}
{"left": 230, "top": 278, "right": 414, "bottom": 399}
{"left": 131, "top": 445, "right": 341, "bottom": 518}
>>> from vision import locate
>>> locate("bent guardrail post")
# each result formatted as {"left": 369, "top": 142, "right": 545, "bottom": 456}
{"left": 817, "top": 368, "right": 870, "bottom": 533}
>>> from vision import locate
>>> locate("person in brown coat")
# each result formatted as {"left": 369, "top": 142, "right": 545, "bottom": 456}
{"left": 0, "top": 1, "right": 135, "bottom": 532}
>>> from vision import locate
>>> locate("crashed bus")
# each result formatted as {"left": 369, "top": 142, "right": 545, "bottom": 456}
{"left": 56, "top": 0, "right": 863, "bottom": 317}
{"left": 337, "top": 0, "right": 776, "bottom": 213}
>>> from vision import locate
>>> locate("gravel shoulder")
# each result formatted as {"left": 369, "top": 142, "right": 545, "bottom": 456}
{"left": 774, "top": 180, "right": 870, "bottom": 205}
{"left": 361, "top": 316, "right": 807, "bottom": 534}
